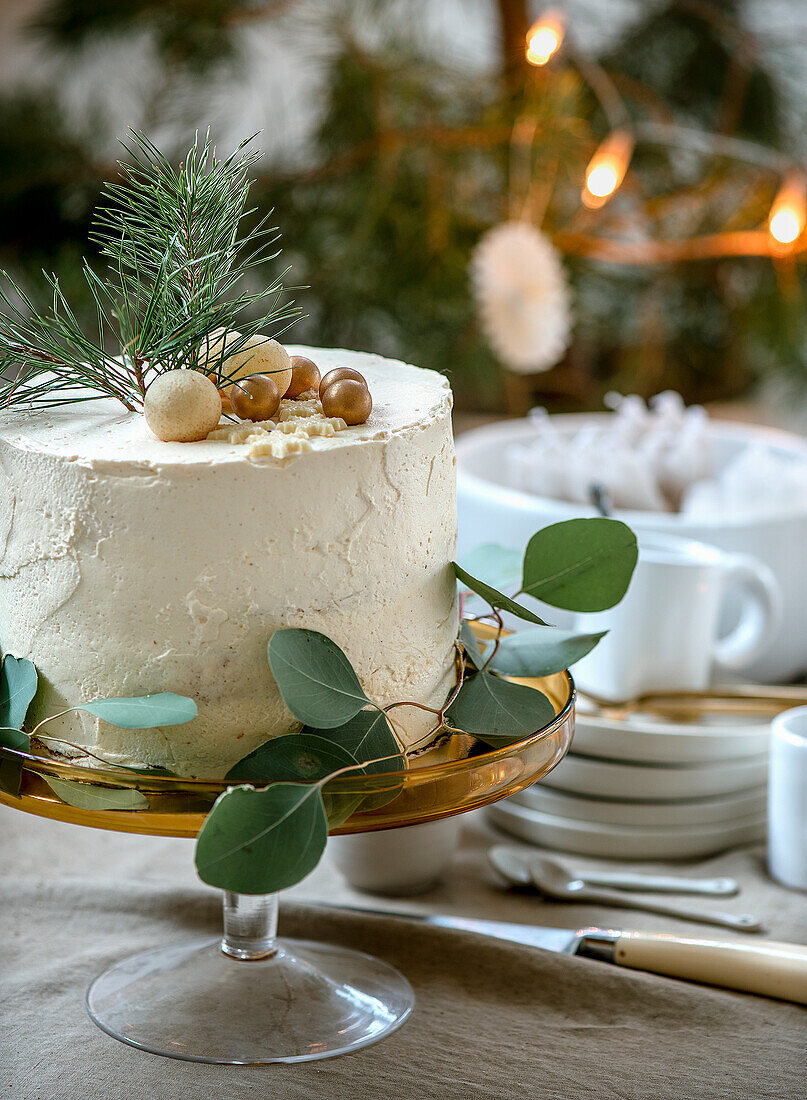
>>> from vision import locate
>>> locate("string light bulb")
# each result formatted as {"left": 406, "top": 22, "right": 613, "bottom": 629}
{"left": 582, "top": 130, "right": 634, "bottom": 209}
{"left": 526, "top": 9, "right": 565, "bottom": 66}
{"left": 768, "top": 173, "right": 806, "bottom": 249}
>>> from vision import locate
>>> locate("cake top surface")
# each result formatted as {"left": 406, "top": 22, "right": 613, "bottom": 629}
{"left": 0, "top": 346, "right": 451, "bottom": 467}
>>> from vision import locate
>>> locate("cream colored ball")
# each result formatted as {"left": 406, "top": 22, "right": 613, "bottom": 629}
{"left": 221, "top": 335, "right": 292, "bottom": 398}
{"left": 144, "top": 370, "right": 223, "bottom": 442}
{"left": 198, "top": 327, "right": 240, "bottom": 369}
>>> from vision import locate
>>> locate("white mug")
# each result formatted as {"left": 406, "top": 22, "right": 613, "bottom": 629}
{"left": 572, "top": 533, "right": 782, "bottom": 701}
{"left": 768, "top": 706, "right": 807, "bottom": 891}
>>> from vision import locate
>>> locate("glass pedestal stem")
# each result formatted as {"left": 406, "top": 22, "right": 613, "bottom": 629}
{"left": 86, "top": 889, "right": 414, "bottom": 1062}
{"left": 221, "top": 893, "right": 279, "bottom": 960}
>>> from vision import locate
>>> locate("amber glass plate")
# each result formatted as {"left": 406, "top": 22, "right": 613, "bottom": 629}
{"left": 0, "top": 668, "right": 574, "bottom": 838}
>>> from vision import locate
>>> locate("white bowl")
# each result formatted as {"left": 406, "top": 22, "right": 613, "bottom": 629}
{"left": 571, "top": 707, "right": 770, "bottom": 765}
{"left": 327, "top": 816, "right": 464, "bottom": 896}
{"left": 510, "top": 783, "right": 767, "bottom": 827}
{"left": 542, "top": 751, "right": 767, "bottom": 801}
{"left": 457, "top": 415, "right": 807, "bottom": 682}
{"left": 488, "top": 800, "right": 766, "bottom": 860}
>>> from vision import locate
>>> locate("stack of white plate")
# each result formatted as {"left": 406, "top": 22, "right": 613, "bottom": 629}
{"left": 488, "top": 705, "right": 769, "bottom": 859}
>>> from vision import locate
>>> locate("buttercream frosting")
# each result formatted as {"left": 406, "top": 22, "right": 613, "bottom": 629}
{"left": 0, "top": 347, "right": 458, "bottom": 778}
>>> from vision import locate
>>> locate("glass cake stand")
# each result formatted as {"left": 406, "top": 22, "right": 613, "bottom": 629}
{"left": 0, "top": 661, "right": 574, "bottom": 1065}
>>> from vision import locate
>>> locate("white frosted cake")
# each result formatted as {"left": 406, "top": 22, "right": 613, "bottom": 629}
{"left": 0, "top": 347, "right": 458, "bottom": 778}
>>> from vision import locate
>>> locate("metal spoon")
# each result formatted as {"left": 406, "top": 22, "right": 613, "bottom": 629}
{"left": 529, "top": 856, "right": 764, "bottom": 933}
{"left": 488, "top": 846, "right": 740, "bottom": 896}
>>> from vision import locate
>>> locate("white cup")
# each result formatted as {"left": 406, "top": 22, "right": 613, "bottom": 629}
{"left": 572, "top": 532, "right": 782, "bottom": 701}
{"left": 328, "top": 816, "right": 463, "bottom": 896}
{"left": 768, "top": 707, "right": 807, "bottom": 891}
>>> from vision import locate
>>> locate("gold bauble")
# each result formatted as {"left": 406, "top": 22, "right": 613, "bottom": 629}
{"left": 230, "top": 374, "right": 281, "bottom": 422}
{"left": 286, "top": 355, "right": 321, "bottom": 399}
{"left": 221, "top": 335, "right": 292, "bottom": 397}
{"left": 143, "top": 370, "right": 223, "bottom": 442}
{"left": 320, "top": 379, "right": 372, "bottom": 425}
{"left": 320, "top": 366, "right": 367, "bottom": 393}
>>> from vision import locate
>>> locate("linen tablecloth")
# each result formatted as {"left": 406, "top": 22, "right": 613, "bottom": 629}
{"left": 1, "top": 805, "right": 805, "bottom": 1099}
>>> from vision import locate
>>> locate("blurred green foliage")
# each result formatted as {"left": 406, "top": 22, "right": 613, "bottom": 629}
{"left": 1, "top": 0, "right": 804, "bottom": 411}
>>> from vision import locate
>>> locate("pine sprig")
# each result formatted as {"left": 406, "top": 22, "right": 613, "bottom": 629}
{"left": 0, "top": 129, "right": 299, "bottom": 414}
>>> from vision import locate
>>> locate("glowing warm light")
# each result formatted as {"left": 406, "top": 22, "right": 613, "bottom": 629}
{"left": 586, "top": 164, "right": 619, "bottom": 198}
{"left": 770, "top": 210, "right": 801, "bottom": 245}
{"left": 768, "top": 174, "right": 806, "bottom": 248}
{"left": 526, "top": 10, "right": 564, "bottom": 66}
{"left": 582, "top": 130, "right": 634, "bottom": 209}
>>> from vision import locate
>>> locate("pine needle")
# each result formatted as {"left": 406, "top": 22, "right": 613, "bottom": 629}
{"left": 0, "top": 129, "right": 299, "bottom": 413}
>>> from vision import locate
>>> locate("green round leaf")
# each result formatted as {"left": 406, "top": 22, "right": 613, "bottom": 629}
{"left": 0, "top": 656, "right": 38, "bottom": 731}
{"left": 459, "top": 620, "right": 487, "bottom": 670}
{"left": 43, "top": 776, "right": 149, "bottom": 811}
{"left": 459, "top": 543, "right": 523, "bottom": 591}
{"left": 521, "top": 518, "right": 638, "bottom": 612}
{"left": 0, "top": 726, "right": 31, "bottom": 798}
{"left": 195, "top": 782, "right": 328, "bottom": 894}
{"left": 226, "top": 732, "right": 357, "bottom": 784}
{"left": 459, "top": 544, "right": 522, "bottom": 616}
{"left": 314, "top": 710, "right": 405, "bottom": 812}
{"left": 446, "top": 671, "right": 556, "bottom": 748}
{"left": 79, "top": 692, "right": 197, "bottom": 729}
{"left": 452, "top": 563, "right": 548, "bottom": 625}
{"left": 488, "top": 627, "right": 606, "bottom": 678}
{"left": 268, "top": 629, "right": 369, "bottom": 728}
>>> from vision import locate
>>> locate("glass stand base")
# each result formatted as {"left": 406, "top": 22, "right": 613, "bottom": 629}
{"left": 86, "top": 936, "right": 415, "bottom": 1064}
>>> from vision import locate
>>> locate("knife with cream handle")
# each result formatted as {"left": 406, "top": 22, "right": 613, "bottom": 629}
{"left": 572, "top": 928, "right": 807, "bottom": 1003}
{"left": 313, "top": 904, "right": 807, "bottom": 1004}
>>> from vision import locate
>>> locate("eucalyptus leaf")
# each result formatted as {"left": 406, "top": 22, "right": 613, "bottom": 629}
{"left": 488, "top": 627, "right": 607, "bottom": 678}
{"left": 322, "top": 790, "right": 365, "bottom": 831}
{"left": 226, "top": 732, "right": 357, "bottom": 784}
{"left": 43, "top": 776, "right": 149, "bottom": 811}
{"left": 0, "top": 656, "right": 38, "bottom": 731}
{"left": 0, "top": 726, "right": 30, "bottom": 798}
{"left": 446, "top": 671, "right": 555, "bottom": 748}
{"left": 459, "top": 543, "right": 523, "bottom": 592}
{"left": 452, "top": 563, "right": 548, "bottom": 626}
{"left": 79, "top": 692, "right": 197, "bottom": 729}
{"left": 313, "top": 710, "right": 405, "bottom": 812}
{"left": 195, "top": 782, "right": 328, "bottom": 894}
{"left": 521, "top": 518, "right": 638, "bottom": 612}
{"left": 459, "top": 620, "right": 487, "bottom": 670}
{"left": 459, "top": 544, "right": 522, "bottom": 616}
{"left": 268, "top": 629, "right": 370, "bottom": 728}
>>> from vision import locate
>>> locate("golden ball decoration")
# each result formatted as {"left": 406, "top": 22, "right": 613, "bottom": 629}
{"left": 286, "top": 354, "right": 321, "bottom": 399}
{"left": 230, "top": 374, "right": 281, "bottom": 422}
{"left": 320, "top": 366, "right": 367, "bottom": 393}
{"left": 144, "top": 370, "right": 223, "bottom": 442}
{"left": 320, "top": 378, "right": 373, "bottom": 425}
{"left": 221, "top": 335, "right": 292, "bottom": 397}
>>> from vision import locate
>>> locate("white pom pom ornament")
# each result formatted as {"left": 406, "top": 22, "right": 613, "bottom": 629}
{"left": 471, "top": 222, "right": 572, "bottom": 373}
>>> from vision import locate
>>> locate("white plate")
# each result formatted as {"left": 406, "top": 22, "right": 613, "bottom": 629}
{"left": 509, "top": 784, "right": 768, "bottom": 827}
{"left": 542, "top": 751, "right": 767, "bottom": 801}
{"left": 571, "top": 706, "right": 770, "bottom": 766}
{"left": 487, "top": 801, "right": 766, "bottom": 860}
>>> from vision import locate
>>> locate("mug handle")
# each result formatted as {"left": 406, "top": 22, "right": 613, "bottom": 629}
{"left": 712, "top": 554, "right": 783, "bottom": 671}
